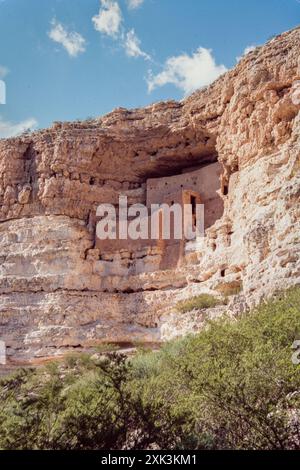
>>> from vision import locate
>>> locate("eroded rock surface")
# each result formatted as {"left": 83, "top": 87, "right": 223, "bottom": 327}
{"left": 0, "top": 27, "right": 299, "bottom": 361}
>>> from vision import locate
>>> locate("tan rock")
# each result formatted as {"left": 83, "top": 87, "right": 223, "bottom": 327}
{"left": 0, "top": 27, "right": 299, "bottom": 361}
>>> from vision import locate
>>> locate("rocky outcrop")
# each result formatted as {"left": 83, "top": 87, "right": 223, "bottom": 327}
{"left": 0, "top": 27, "right": 299, "bottom": 361}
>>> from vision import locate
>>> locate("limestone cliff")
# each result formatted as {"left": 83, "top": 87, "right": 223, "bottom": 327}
{"left": 0, "top": 27, "right": 299, "bottom": 361}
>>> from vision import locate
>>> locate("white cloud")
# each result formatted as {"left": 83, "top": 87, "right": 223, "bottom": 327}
{"left": 124, "top": 29, "right": 150, "bottom": 60}
{"left": 236, "top": 45, "right": 257, "bottom": 62}
{"left": 243, "top": 45, "right": 257, "bottom": 55}
{"left": 0, "top": 65, "right": 8, "bottom": 79}
{"left": 127, "top": 0, "right": 144, "bottom": 9}
{"left": 147, "top": 47, "right": 227, "bottom": 96}
{"left": 48, "top": 20, "right": 86, "bottom": 57}
{"left": 92, "top": 3, "right": 149, "bottom": 61}
{"left": 92, "top": 0, "right": 122, "bottom": 38}
{"left": 0, "top": 117, "right": 38, "bottom": 139}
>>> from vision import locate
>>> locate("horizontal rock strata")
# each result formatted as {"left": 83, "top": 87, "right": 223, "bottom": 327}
{"left": 0, "top": 27, "right": 299, "bottom": 361}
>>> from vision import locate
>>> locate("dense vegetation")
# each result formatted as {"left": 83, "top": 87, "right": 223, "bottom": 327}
{"left": 0, "top": 287, "right": 299, "bottom": 450}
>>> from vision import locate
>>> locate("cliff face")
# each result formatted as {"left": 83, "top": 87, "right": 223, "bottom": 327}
{"left": 0, "top": 28, "right": 299, "bottom": 361}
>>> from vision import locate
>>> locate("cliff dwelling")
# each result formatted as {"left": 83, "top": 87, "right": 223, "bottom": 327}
{"left": 95, "top": 160, "right": 224, "bottom": 273}
{"left": 146, "top": 161, "right": 223, "bottom": 229}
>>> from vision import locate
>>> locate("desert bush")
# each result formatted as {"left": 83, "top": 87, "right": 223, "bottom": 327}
{"left": 143, "top": 287, "right": 300, "bottom": 449}
{"left": 176, "top": 294, "right": 223, "bottom": 313}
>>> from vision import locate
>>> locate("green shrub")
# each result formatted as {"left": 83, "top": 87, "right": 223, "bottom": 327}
{"left": 139, "top": 286, "right": 300, "bottom": 449}
{"left": 176, "top": 294, "right": 223, "bottom": 313}
{"left": 0, "top": 287, "right": 299, "bottom": 450}
{"left": 95, "top": 343, "right": 119, "bottom": 354}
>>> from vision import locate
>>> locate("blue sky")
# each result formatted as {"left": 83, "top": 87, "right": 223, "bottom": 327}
{"left": 0, "top": 0, "right": 299, "bottom": 137}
